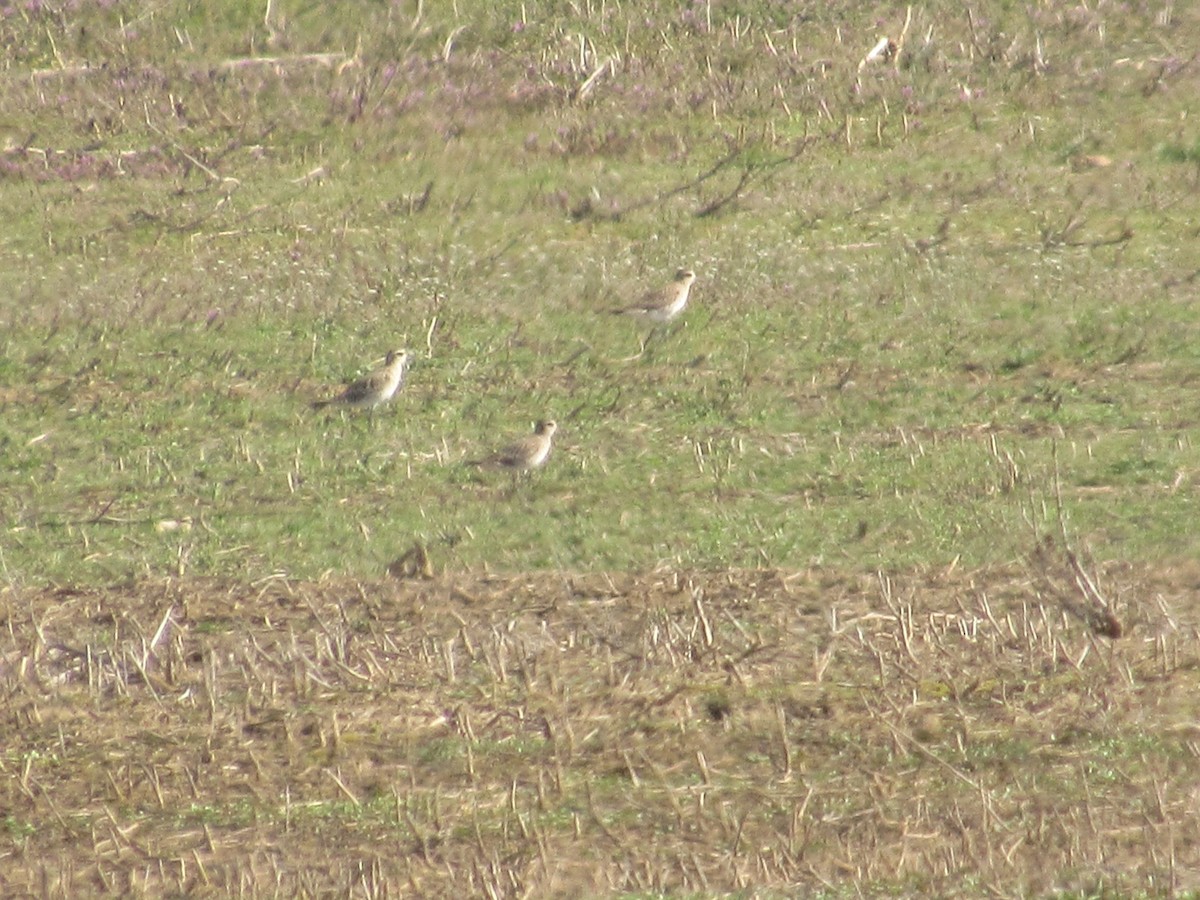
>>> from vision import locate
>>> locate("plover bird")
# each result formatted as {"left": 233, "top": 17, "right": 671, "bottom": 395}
{"left": 469, "top": 420, "right": 558, "bottom": 473}
{"left": 312, "top": 349, "right": 410, "bottom": 411}
{"left": 613, "top": 268, "right": 697, "bottom": 323}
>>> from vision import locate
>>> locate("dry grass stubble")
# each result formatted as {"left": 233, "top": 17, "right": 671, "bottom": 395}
{"left": 3, "top": 560, "right": 1199, "bottom": 896}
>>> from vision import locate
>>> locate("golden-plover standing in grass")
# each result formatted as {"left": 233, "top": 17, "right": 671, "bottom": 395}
{"left": 613, "top": 268, "right": 697, "bottom": 323}
{"left": 312, "top": 349, "right": 411, "bottom": 411}
{"left": 469, "top": 420, "right": 558, "bottom": 473}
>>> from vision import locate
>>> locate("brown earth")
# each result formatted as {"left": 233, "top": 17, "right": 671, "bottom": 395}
{"left": 3, "top": 557, "right": 1199, "bottom": 897}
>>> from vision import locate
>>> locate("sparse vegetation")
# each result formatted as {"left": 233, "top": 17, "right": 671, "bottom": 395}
{"left": 3, "top": 565, "right": 1199, "bottom": 896}
{"left": 2, "top": 0, "right": 1199, "bottom": 895}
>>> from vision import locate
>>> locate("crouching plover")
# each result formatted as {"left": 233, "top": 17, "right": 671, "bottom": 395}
{"left": 313, "top": 349, "right": 411, "bottom": 411}
{"left": 469, "top": 420, "right": 558, "bottom": 473}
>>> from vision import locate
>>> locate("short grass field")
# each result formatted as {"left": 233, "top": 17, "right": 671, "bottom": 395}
{"left": 2, "top": 1, "right": 1200, "bottom": 895}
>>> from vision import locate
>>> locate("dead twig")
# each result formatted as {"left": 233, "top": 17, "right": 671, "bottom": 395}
{"left": 573, "top": 57, "right": 613, "bottom": 103}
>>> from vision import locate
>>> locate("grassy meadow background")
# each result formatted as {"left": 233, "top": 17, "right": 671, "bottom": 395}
{"left": 1, "top": 0, "right": 1197, "bottom": 580}
{"left": 2, "top": 1, "right": 1200, "bottom": 896}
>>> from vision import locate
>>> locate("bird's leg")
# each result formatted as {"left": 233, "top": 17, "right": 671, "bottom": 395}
{"left": 618, "top": 333, "right": 649, "bottom": 363}
{"left": 641, "top": 326, "right": 664, "bottom": 362}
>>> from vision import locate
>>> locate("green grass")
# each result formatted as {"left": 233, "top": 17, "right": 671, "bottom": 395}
{"left": 3, "top": 258, "right": 1196, "bottom": 580}
{"left": 3, "top": 4, "right": 1197, "bottom": 595}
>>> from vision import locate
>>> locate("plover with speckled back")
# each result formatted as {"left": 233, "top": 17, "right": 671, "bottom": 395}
{"left": 613, "top": 269, "right": 697, "bottom": 323}
{"left": 469, "top": 420, "right": 558, "bottom": 473}
{"left": 312, "top": 349, "right": 411, "bottom": 412}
